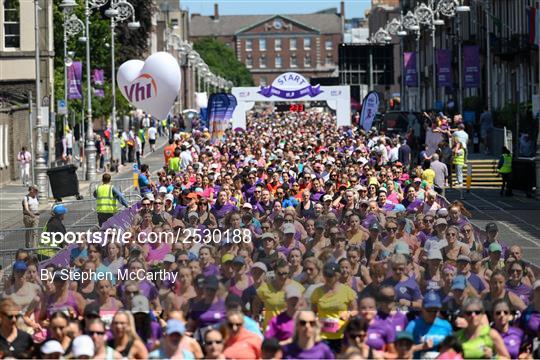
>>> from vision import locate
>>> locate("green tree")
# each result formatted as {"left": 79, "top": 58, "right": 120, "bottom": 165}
{"left": 193, "top": 37, "right": 254, "bottom": 87}
{"left": 53, "top": 0, "right": 154, "bottom": 128}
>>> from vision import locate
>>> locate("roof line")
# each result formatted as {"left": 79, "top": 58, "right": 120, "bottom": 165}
{"left": 233, "top": 14, "right": 322, "bottom": 35}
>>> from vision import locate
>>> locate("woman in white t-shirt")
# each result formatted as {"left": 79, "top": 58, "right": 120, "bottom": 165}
{"left": 147, "top": 126, "right": 157, "bottom": 152}
{"left": 17, "top": 147, "right": 31, "bottom": 186}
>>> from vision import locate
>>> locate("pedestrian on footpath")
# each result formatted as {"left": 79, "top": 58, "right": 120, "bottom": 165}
{"left": 93, "top": 173, "right": 129, "bottom": 226}
{"left": 498, "top": 146, "right": 513, "bottom": 196}
{"left": 17, "top": 147, "right": 32, "bottom": 187}
{"left": 148, "top": 125, "right": 157, "bottom": 153}
{"left": 22, "top": 185, "right": 40, "bottom": 248}
{"left": 430, "top": 154, "right": 448, "bottom": 195}
{"left": 452, "top": 141, "right": 465, "bottom": 187}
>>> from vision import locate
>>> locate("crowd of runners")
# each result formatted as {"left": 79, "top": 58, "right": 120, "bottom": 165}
{"left": 2, "top": 110, "right": 539, "bottom": 359}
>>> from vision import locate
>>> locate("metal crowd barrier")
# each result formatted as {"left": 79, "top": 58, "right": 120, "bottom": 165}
{"left": 88, "top": 177, "right": 139, "bottom": 200}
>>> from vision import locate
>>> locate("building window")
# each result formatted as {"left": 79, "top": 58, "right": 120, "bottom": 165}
{"left": 259, "top": 76, "right": 268, "bottom": 86}
{"left": 260, "top": 55, "right": 267, "bottom": 68}
{"left": 171, "top": 19, "right": 178, "bottom": 27}
{"left": 325, "top": 39, "right": 333, "bottom": 50}
{"left": 289, "top": 38, "right": 297, "bottom": 50}
{"left": 325, "top": 53, "right": 333, "bottom": 65}
{"left": 290, "top": 54, "right": 297, "bottom": 68}
{"left": 275, "top": 54, "right": 282, "bottom": 68}
{"left": 246, "top": 54, "right": 253, "bottom": 68}
{"left": 304, "top": 37, "right": 311, "bottom": 50}
{"left": 245, "top": 39, "right": 252, "bottom": 51}
{"left": 259, "top": 38, "right": 266, "bottom": 51}
{"left": 275, "top": 38, "right": 282, "bottom": 51}
{"left": 4, "top": 0, "right": 20, "bottom": 48}
{"left": 304, "top": 54, "right": 311, "bottom": 68}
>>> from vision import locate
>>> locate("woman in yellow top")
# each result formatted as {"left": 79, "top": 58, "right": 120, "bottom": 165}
{"left": 253, "top": 260, "right": 304, "bottom": 330}
{"left": 311, "top": 261, "right": 357, "bottom": 354}
{"left": 455, "top": 298, "right": 509, "bottom": 359}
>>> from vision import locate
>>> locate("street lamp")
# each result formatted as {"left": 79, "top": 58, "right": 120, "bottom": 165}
{"left": 83, "top": 0, "right": 108, "bottom": 182}
{"left": 105, "top": 0, "right": 139, "bottom": 171}
{"left": 385, "top": 17, "right": 408, "bottom": 110}
{"left": 60, "top": 0, "right": 84, "bottom": 138}
{"left": 369, "top": 28, "right": 392, "bottom": 92}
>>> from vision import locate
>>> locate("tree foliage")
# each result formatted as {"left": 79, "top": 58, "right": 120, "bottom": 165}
{"left": 52, "top": 0, "right": 154, "bottom": 126}
{"left": 193, "top": 37, "right": 254, "bottom": 87}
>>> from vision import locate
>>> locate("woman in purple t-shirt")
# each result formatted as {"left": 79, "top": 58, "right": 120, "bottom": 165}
{"left": 282, "top": 310, "right": 334, "bottom": 359}
{"left": 492, "top": 299, "right": 524, "bottom": 359}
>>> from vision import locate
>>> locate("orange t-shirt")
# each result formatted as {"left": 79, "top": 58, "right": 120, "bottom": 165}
{"left": 163, "top": 145, "right": 176, "bottom": 165}
{"left": 223, "top": 327, "right": 262, "bottom": 360}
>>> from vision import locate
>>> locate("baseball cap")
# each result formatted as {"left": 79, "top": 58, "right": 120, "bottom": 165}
{"left": 423, "top": 291, "right": 442, "bottom": 308}
{"left": 166, "top": 319, "right": 185, "bottom": 336}
{"left": 283, "top": 223, "right": 296, "bottom": 234}
{"left": 251, "top": 262, "right": 268, "bottom": 273}
{"left": 285, "top": 284, "right": 303, "bottom": 299}
{"left": 394, "top": 241, "right": 411, "bottom": 256}
{"left": 457, "top": 254, "right": 471, "bottom": 263}
{"left": 232, "top": 256, "right": 245, "bottom": 265}
{"left": 163, "top": 254, "right": 175, "bottom": 263}
{"left": 414, "top": 177, "right": 422, "bottom": 183}
{"left": 434, "top": 218, "right": 448, "bottom": 226}
{"left": 72, "top": 335, "right": 95, "bottom": 358}
{"left": 369, "top": 222, "right": 381, "bottom": 232}
{"left": 83, "top": 302, "right": 100, "bottom": 317}
{"left": 242, "top": 202, "right": 253, "bottom": 210}
{"left": 158, "top": 186, "right": 167, "bottom": 194}
{"left": 437, "top": 208, "right": 449, "bottom": 218}
{"left": 393, "top": 204, "right": 406, "bottom": 213}
{"left": 427, "top": 248, "right": 443, "bottom": 261}
{"left": 221, "top": 253, "right": 234, "bottom": 264}
{"left": 204, "top": 275, "right": 219, "bottom": 290}
{"left": 131, "top": 295, "right": 150, "bottom": 313}
{"left": 41, "top": 340, "right": 65, "bottom": 355}
{"left": 187, "top": 211, "right": 199, "bottom": 219}
{"left": 451, "top": 275, "right": 467, "bottom": 291}
{"left": 489, "top": 242, "right": 503, "bottom": 253}
{"left": 485, "top": 222, "right": 498, "bottom": 232}
{"left": 52, "top": 204, "right": 67, "bottom": 215}
{"left": 13, "top": 260, "right": 27, "bottom": 272}
{"left": 261, "top": 232, "right": 275, "bottom": 240}
{"left": 323, "top": 262, "right": 339, "bottom": 277}
{"left": 323, "top": 194, "right": 333, "bottom": 202}
{"left": 164, "top": 193, "right": 174, "bottom": 202}
{"left": 395, "top": 331, "right": 414, "bottom": 343}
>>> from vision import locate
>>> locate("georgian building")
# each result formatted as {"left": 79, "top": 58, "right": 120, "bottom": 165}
{"left": 189, "top": 3, "right": 344, "bottom": 86}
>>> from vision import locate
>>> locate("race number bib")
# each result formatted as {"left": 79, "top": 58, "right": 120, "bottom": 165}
{"left": 320, "top": 318, "right": 340, "bottom": 333}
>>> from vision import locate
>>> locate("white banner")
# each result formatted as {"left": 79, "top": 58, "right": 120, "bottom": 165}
{"left": 360, "top": 91, "right": 379, "bottom": 131}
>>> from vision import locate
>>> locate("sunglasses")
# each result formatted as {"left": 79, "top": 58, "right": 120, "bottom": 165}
{"left": 1, "top": 313, "right": 18, "bottom": 320}
{"left": 386, "top": 227, "right": 397, "bottom": 232}
{"left": 495, "top": 310, "right": 510, "bottom": 316}
{"left": 299, "top": 320, "right": 316, "bottom": 327}
{"left": 510, "top": 268, "right": 522, "bottom": 273}
{"left": 142, "top": 202, "right": 152, "bottom": 206}
{"left": 277, "top": 271, "right": 290, "bottom": 277}
{"left": 464, "top": 310, "right": 484, "bottom": 316}
{"left": 87, "top": 331, "right": 105, "bottom": 336}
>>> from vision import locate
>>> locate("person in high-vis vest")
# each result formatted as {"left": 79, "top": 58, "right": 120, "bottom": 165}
{"left": 93, "top": 173, "right": 129, "bottom": 226}
{"left": 37, "top": 204, "right": 68, "bottom": 259}
{"left": 498, "top": 146, "right": 513, "bottom": 196}
{"left": 168, "top": 148, "right": 181, "bottom": 173}
{"left": 452, "top": 141, "right": 465, "bottom": 187}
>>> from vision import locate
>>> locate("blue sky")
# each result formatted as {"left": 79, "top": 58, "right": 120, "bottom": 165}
{"left": 180, "top": 0, "right": 370, "bottom": 18}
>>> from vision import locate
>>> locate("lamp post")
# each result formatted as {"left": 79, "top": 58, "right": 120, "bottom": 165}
{"left": 83, "top": 0, "right": 108, "bottom": 181}
{"left": 34, "top": 0, "right": 47, "bottom": 200}
{"left": 369, "top": 28, "right": 392, "bottom": 92}
{"left": 60, "top": 0, "right": 84, "bottom": 137}
{"left": 105, "top": 0, "right": 139, "bottom": 171}
{"left": 385, "top": 17, "right": 408, "bottom": 110}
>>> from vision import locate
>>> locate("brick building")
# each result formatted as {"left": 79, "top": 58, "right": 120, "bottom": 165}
{"left": 189, "top": 3, "right": 344, "bottom": 86}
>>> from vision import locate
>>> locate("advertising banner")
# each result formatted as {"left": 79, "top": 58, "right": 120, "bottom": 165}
{"left": 463, "top": 45, "right": 480, "bottom": 88}
{"left": 359, "top": 91, "right": 380, "bottom": 131}
{"left": 404, "top": 52, "right": 418, "bottom": 87}
{"left": 67, "top": 61, "right": 83, "bottom": 100}
{"left": 436, "top": 49, "right": 452, "bottom": 87}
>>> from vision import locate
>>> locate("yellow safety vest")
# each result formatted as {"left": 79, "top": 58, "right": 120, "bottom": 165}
{"left": 120, "top": 137, "right": 126, "bottom": 149}
{"left": 96, "top": 184, "right": 118, "bottom": 214}
{"left": 453, "top": 149, "right": 465, "bottom": 166}
{"left": 499, "top": 154, "right": 512, "bottom": 174}
{"left": 37, "top": 222, "right": 56, "bottom": 258}
{"left": 169, "top": 157, "right": 180, "bottom": 172}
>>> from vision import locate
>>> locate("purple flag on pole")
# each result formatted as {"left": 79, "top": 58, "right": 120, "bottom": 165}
{"left": 463, "top": 45, "right": 480, "bottom": 88}
{"left": 436, "top": 49, "right": 452, "bottom": 87}
{"left": 67, "top": 61, "right": 82, "bottom": 100}
{"left": 92, "top": 69, "right": 104, "bottom": 85}
{"left": 404, "top": 52, "right": 418, "bottom": 87}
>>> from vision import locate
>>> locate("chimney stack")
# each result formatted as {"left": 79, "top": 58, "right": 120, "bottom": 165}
{"left": 340, "top": 1, "right": 345, "bottom": 19}
{"left": 214, "top": 3, "right": 219, "bottom": 20}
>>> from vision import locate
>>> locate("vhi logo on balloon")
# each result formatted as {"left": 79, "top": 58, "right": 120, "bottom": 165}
{"left": 124, "top": 73, "right": 158, "bottom": 102}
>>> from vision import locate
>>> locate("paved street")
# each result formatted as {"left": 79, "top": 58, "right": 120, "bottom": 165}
{"left": 445, "top": 188, "right": 540, "bottom": 268}
{"left": 0, "top": 139, "right": 167, "bottom": 252}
